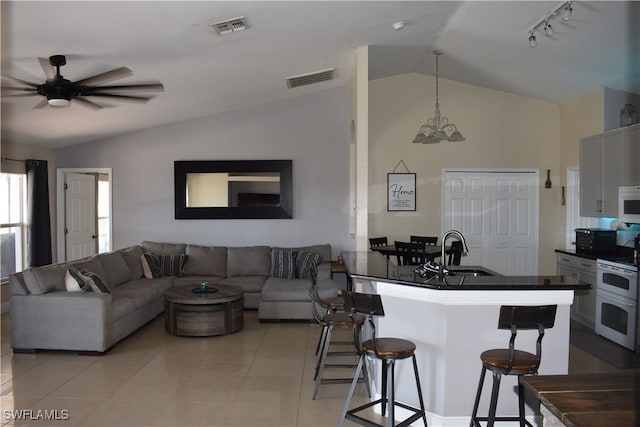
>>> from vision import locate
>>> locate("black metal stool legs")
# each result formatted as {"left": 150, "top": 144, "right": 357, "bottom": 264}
{"left": 469, "top": 366, "right": 533, "bottom": 427}
{"left": 339, "top": 354, "right": 427, "bottom": 427}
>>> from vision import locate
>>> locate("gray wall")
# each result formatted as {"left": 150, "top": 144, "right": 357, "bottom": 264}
{"left": 56, "top": 87, "right": 354, "bottom": 257}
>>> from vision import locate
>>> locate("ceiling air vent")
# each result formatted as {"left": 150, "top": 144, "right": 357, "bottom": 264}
{"left": 286, "top": 68, "right": 335, "bottom": 89}
{"left": 211, "top": 16, "right": 248, "bottom": 35}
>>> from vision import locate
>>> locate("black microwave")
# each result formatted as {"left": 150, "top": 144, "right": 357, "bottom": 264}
{"left": 575, "top": 228, "right": 616, "bottom": 253}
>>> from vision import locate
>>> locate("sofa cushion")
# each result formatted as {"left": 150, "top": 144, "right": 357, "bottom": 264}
{"left": 64, "top": 269, "right": 92, "bottom": 292}
{"left": 218, "top": 275, "right": 266, "bottom": 293}
{"left": 295, "top": 251, "right": 321, "bottom": 279}
{"left": 227, "top": 246, "right": 270, "bottom": 277}
{"left": 22, "top": 265, "right": 67, "bottom": 295}
{"left": 261, "top": 277, "right": 337, "bottom": 302}
{"left": 70, "top": 257, "right": 111, "bottom": 287}
{"left": 78, "top": 268, "right": 111, "bottom": 293}
{"left": 184, "top": 245, "right": 227, "bottom": 276}
{"left": 141, "top": 241, "right": 186, "bottom": 256}
{"left": 141, "top": 253, "right": 187, "bottom": 278}
{"left": 98, "top": 252, "right": 131, "bottom": 288}
{"left": 117, "top": 245, "right": 144, "bottom": 280}
{"left": 269, "top": 250, "right": 296, "bottom": 279}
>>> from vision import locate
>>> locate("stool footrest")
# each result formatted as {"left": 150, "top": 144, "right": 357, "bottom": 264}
{"left": 345, "top": 398, "right": 425, "bottom": 427}
{"left": 471, "top": 416, "right": 533, "bottom": 427}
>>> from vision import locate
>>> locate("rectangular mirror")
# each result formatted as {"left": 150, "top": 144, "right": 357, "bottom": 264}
{"left": 175, "top": 160, "right": 293, "bottom": 219}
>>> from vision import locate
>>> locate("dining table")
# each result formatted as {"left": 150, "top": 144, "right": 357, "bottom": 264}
{"left": 519, "top": 373, "right": 640, "bottom": 427}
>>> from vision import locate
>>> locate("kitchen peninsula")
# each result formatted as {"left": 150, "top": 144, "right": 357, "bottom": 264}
{"left": 341, "top": 251, "right": 591, "bottom": 427}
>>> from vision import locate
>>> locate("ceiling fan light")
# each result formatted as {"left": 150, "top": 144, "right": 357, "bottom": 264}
{"left": 48, "top": 98, "right": 70, "bottom": 107}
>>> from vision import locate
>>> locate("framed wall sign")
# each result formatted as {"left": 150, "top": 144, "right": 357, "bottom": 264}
{"left": 387, "top": 173, "right": 416, "bottom": 211}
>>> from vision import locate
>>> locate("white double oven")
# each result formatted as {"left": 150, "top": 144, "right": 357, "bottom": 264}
{"left": 595, "top": 259, "right": 640, "bottom": 351}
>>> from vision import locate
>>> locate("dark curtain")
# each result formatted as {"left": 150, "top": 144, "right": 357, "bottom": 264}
{"left": 26, "top": 159, "right": 52, "bottom": 266}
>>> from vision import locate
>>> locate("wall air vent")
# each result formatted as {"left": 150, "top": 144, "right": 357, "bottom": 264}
{"left": 285, "top": 68, "right": 335, "bottom": 89}
{"left": 211, "top": 16, "right": 248, "bottom": 35}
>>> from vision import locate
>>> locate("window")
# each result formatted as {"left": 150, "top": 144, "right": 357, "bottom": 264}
{"left": 1, "top": 173, "right": 26, "bottom": 281}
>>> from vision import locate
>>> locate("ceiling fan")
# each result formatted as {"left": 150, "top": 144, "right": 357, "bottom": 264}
{"left": 0, "top": 55, "right": 164, "bottom": 110}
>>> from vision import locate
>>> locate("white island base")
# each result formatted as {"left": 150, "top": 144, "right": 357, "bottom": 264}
{"left": 353, "top": 279, "right": 573, "bottom": 427}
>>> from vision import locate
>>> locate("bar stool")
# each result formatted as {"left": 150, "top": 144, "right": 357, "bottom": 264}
{"left": 310, "top": 271, "right": 370, "bottom": 400}
{"left": 339, "top": 292, "right": 427, "bottom": 427}
{"left": 469, "top": 305, "right": 557, "bottom": 427}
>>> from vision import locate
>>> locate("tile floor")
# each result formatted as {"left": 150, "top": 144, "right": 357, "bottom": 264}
{"left": 0, "top": 310, "right": 634, "bottom": 426}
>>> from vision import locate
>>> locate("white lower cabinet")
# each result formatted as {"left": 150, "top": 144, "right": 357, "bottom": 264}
{"left": 557, "top": 253, "right": 597, "bottom": 328}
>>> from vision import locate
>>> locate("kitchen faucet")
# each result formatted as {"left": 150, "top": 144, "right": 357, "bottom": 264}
{"left": 440, "top": 230, "right": 469, "bottom": 280}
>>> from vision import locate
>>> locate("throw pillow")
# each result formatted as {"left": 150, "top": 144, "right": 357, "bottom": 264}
{"left": 78, "top": 268, "right": 110, "bottom": 293}
{"left": 295, "top": 251, "right": 321, "bottom": 279}
{"left": 269, "top": 250, "right": 296, "bottom": 279}
{"left": 64, "top": 269, "right": 92, "bottom": 292}
{"left": 141, "top": 253, "right": 187, "bottom": 278}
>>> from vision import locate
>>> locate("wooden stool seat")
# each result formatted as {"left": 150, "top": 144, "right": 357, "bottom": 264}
{"left": 480, "top": 349, "right": 538, "bottom": 373}
{"left": 324, "top": 312, "right": 364, "bottom": 326}
{"left": 323, "top": 296, "right": 346, "bottom": 310}
{"left": 362, "top": 338, "right": 416, "bottom": 359}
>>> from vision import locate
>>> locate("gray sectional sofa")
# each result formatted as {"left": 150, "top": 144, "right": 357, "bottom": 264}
{"left": 8, "top": 241, "right": 337, "bottom": 353}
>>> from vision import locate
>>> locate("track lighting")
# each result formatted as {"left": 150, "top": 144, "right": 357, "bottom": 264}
{"left": 544, "top": 21, "right": 554, "bottom": 37}
{"left": 528, "top": 1, "right": 572, "bottom": 47}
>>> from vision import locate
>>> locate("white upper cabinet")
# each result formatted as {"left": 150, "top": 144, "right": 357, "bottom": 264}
{"left": 580, "top": 124, "right": 640, "bottom": 217}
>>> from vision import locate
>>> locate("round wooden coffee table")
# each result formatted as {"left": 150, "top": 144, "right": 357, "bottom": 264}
{"left": 164, "top": 284, "right": 244, "bottom": 336}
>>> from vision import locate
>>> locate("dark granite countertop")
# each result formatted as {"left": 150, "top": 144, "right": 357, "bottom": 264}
{"left": 342, "top": 251, "right": 592, "bottom": 291}
{"left": 555, "top": 247, "right": 639, "bottom": 270}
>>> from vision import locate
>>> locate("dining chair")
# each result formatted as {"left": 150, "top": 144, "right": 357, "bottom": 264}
{"left": 410, "top": 235, "right": 438, "bottom": 246}
{"left": 369, "top": 237, "right": 388, "bottom": 250}
{"left": 447, "top": 240, "right": 464, "bottom": 266}
{"left": 394, "top": 241, "right": 425, "bottom": 266}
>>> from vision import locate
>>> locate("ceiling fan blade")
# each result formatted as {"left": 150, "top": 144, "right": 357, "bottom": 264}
{"left": 88, "top": 83, "right": 165, "bottom": 93}
{"left": 72, "top": 97, "right": 103, "bottom": 111}
{"left": 74, "top": 67, "right": 133, "bottom": 86}
{"left": 1, "top": 74, "right": 40, "bottom": 88}
{"left": 1, "top": 85, "right": 38, "bottom": 92}
{"left": 1, "top": 92, "right": 39, "bottom": 98}
{"left": 85, "top": 93, "right": 153, "bottom": 104}
{"left": 38, "top": 57, "right": 56, "bottom": 80}
{"left": 32, "top": 98, "right": 49, "bottom": 109}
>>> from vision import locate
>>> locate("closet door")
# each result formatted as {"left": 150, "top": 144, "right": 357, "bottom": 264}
{"left": 442, "top": 170, "right": 539, "bottom": 275}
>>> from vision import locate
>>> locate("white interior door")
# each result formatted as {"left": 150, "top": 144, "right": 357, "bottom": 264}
{"left": 442, "top": 170, "right": 539, "bottom": 275}
{"left": 65, "top": 173, "right": 97, "bottom": 261}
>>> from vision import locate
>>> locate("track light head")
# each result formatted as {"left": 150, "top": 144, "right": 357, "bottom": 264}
{"left": 562, "top": 2, "right": 573, "bottom": 21}
{"left": 544, "top": 21, "right": 554, "bottom": 37}
{"left": 529, "top": 32, "right": 537, "bottom": 48}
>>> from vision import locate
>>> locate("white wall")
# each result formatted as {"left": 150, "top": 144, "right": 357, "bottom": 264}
{"left": 55, "top": 87, "right": 354, "bottom": 257}
{"left": 368, "top": 73, "right": 562, "bottom": 274}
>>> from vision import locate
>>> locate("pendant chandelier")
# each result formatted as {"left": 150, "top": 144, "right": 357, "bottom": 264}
{"left": 412, "top": 51, "right": 465, "bottom": 144}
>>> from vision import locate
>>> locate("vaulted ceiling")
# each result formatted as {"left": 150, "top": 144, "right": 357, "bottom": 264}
{"left": 1, "top": 1, "right": 638, "bottom": 149}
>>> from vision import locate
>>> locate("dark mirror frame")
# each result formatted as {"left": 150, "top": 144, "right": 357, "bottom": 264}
{"left": 174, "top": 160, "right": 293, "bottom": 219}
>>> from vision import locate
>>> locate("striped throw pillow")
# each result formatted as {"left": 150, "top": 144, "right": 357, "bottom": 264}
{"left": 295, "top": 251, "right": 321, "bottom": 279}
{"left": 269, "top": 250, "right": 296, "bottom": 279}
{"left": 78, "top": 268, "right": 110, "bottom": 293}
{"left": 141, "top": 253, "right": 187, "bottom": 278}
